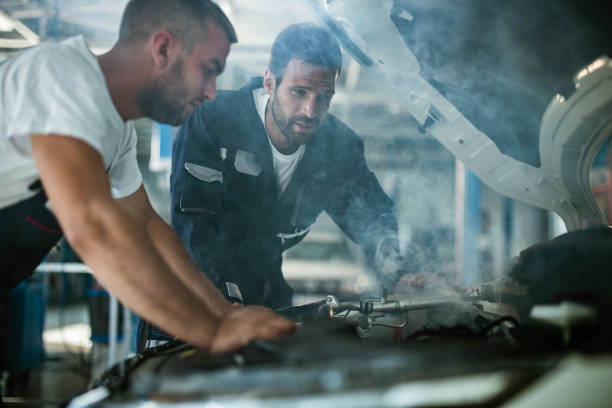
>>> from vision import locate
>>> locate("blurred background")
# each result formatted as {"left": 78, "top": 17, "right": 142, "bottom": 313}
{"left": 1, "top": 0, "right": 610, "bottom": 405}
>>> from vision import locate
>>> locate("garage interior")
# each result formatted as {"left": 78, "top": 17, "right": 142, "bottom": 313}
{"left": 1, "top": 0, "right": 612, "bottom": 407}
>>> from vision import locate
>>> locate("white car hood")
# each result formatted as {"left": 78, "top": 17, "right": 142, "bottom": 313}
{"left": 306, "top": 0, "right": 612, "bottom": 231}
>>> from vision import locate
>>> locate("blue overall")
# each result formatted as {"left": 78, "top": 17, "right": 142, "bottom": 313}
{"left": 171, "top": 77, "right": 400, "bottom": 309}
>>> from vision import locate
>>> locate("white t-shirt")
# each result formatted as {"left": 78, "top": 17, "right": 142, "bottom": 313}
{"left": 252, "top": 87, "right": 305, "bottom": 196}
{"left": 0, "top": 36, "right": 142, "bottom": 210}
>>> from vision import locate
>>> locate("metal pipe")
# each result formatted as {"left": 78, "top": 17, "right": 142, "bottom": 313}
{"left": 35, "top": 262, "right": 91, "bottom": 273}
{"left": 333, "top": 295, "right": 465, "bottom": 314}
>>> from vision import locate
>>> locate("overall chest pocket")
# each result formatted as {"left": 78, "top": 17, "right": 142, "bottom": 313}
{"left": 224, "top": 149, "right": 269, "bottom": 210}
{"left": 179, "top": 162, "right": 224, "bottom": 215}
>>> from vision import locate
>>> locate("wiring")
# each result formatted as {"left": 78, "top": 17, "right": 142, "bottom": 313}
{"left": 407, "top": 316, "right": 519, "bottom": 342}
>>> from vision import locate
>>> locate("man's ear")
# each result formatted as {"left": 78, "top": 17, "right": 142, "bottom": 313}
{"left": 263, "top": 69, "right": 276, "bottom": 97}
{"left": 150, "top": 30, "right": 177, "bottom": 70}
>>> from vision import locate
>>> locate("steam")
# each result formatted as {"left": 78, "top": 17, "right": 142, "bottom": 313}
{"left": 319, "top": 0, "right": 611, "bottom": 285}
{"left": 393, "top": 0, "right": 611, "bottom": 167}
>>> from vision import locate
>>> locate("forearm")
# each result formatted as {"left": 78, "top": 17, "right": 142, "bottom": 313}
{"left": 30, "top": 135, "right": 294, "bottom": 353}
{"left": 370, "top": 234, "right": 405, "bottom": 288}
{"left": 66, "top": 201, "right": 220, "bottom": 349}
{"left": 331, "top": 202, "right": 401, "bottom": 287}
{"left": 145, "top": 213, "right": 231, "bottom": 317}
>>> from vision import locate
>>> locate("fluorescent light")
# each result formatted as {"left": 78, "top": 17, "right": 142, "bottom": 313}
{"left": 0, "top": 10, "right": 15, "bottom": 32}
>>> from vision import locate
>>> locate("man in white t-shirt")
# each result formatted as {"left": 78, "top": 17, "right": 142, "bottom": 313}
{"left": 170, "top": 24, "right": 407, "bottom": 310}
{"left": 0, "top": 0, "right": 295, "bottom": 366}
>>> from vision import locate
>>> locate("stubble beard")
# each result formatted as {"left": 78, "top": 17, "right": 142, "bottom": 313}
{"left": 137, "top": 58, "right": 189, "bottom": 126}
{"left": 270, "top": 92, "right": 299, "bottom": 146}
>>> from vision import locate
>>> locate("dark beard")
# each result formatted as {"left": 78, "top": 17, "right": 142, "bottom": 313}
{"left": 270, "top": 92, "right": 298, "bottom": 145}
{"left": 136, "top": 59, "right": 187, "bottom": 126}
{"left": 270, "top": 87, "right": 319, "bottom": 146}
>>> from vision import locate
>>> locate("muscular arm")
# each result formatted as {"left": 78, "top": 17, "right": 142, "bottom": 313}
{"left": 31, "top": 134, "right": 294, "bottom": 351}
{"left": 116, "top": 187, "right": 230, "bottom": 317}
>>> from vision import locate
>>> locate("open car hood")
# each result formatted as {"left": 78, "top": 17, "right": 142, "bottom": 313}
{"left": 306, "top": 0, "right": 612, "bottom": 231}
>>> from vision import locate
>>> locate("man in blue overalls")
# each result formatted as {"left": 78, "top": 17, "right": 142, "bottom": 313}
{"left": 172, "top": 23, "right": 406, "bottom": 309}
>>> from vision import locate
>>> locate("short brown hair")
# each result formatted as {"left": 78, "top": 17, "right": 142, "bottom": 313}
{"left": 118, "top": 0, "right": 237, "bottom": 50}
{"left": 269, "top": 23, "right": 341, "bottom": 84}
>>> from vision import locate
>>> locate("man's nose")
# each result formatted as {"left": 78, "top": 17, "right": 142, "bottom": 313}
{"left": 203, "top": 79, "right": 217, "bottom": 101}
{"left": 300, "top": 96, "right": 317, "bottom": 118}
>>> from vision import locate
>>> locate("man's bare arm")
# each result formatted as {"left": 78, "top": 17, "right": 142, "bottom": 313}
{"left": 116, "top": 187, "right": 231, "bottom": 317}
{"left": 31, "top": 134, "right": 220, "bottom": 348}
{"left": 116, "top": 187, "right": 297, "bottom": 352}
{"left": 30, "top": 134, "right": 295, "bottom": 351}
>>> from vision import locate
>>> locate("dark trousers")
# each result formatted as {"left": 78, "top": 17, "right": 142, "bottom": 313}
{"left": 0, "top": 191, "right": 63, "bottom": 375}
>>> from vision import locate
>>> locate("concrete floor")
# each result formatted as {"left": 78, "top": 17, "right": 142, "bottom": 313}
{"left": 3, "top": 355, "right": 90, "bottom": 407}
{"left": 3, "top": 303, "right": 92, "bottom": 407}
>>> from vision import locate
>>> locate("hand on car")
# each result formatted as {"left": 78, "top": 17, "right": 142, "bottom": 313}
{"left": 209, "top": 305, "right": 296, "bottom": 354}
